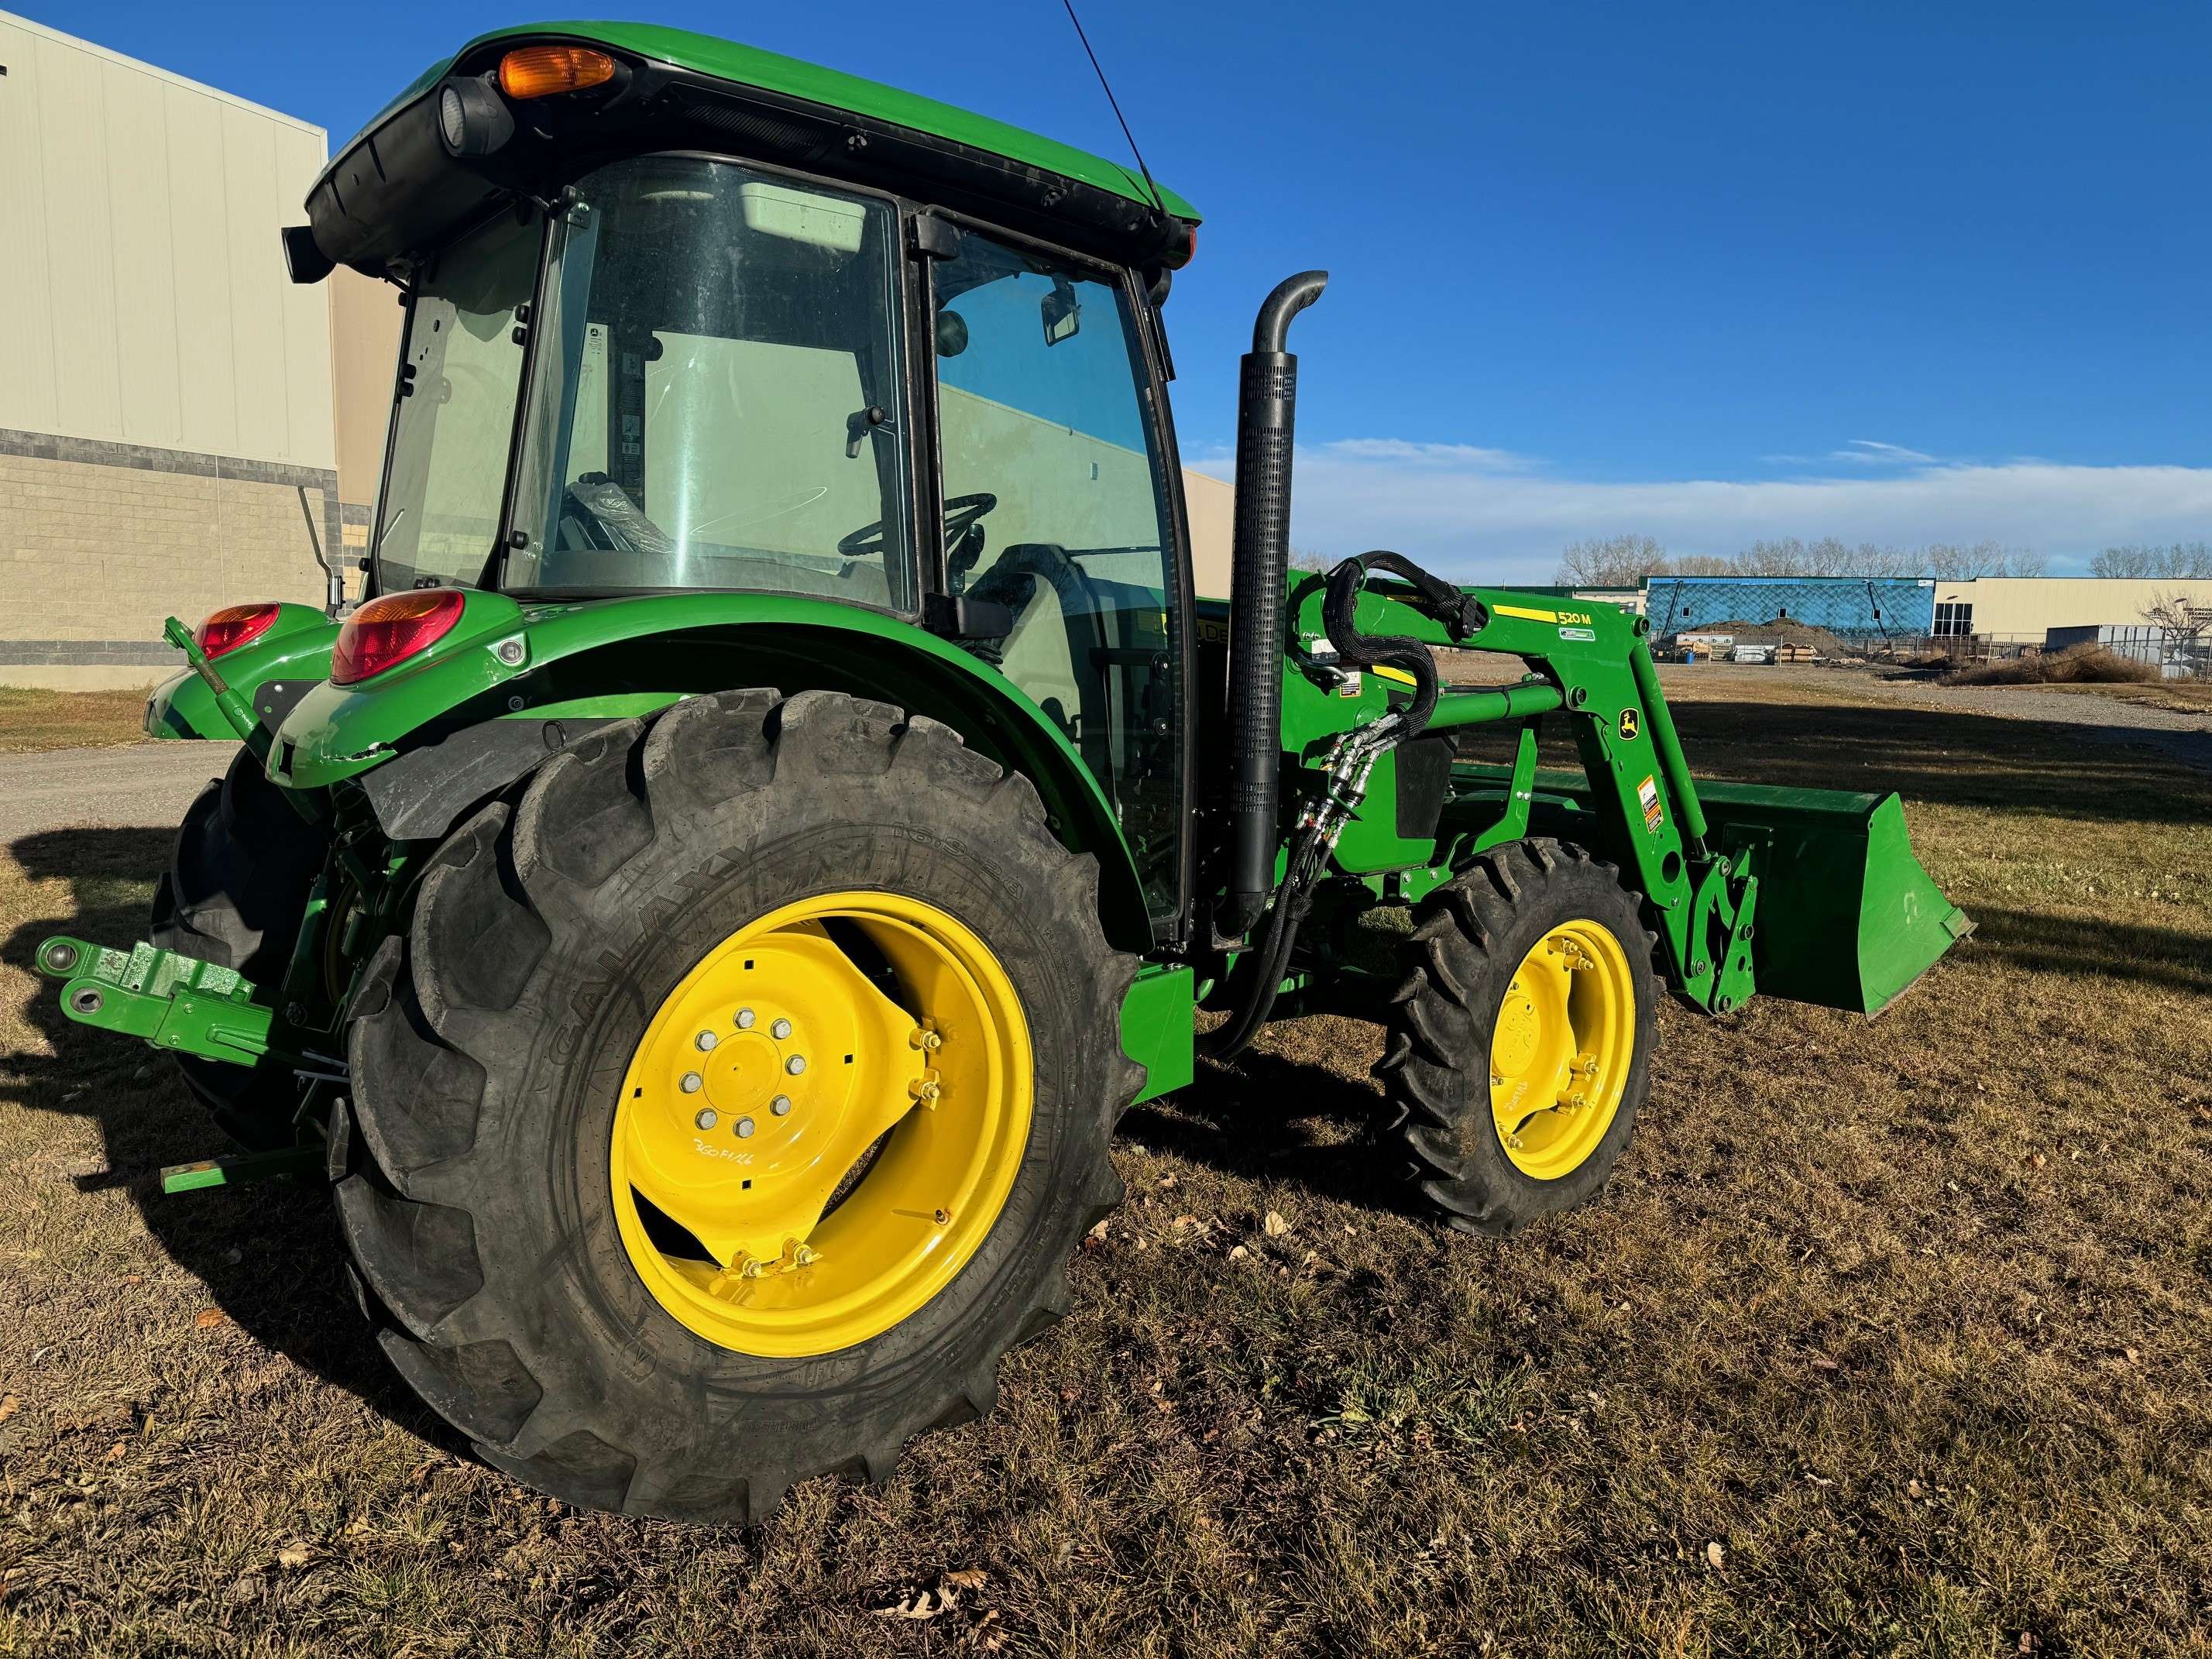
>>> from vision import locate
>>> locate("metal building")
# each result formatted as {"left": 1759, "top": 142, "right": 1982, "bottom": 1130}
{"left": 0, "top": 11, "right": 1235, "bottom": 687}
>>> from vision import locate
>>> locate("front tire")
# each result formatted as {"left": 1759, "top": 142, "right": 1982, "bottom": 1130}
{"left": 336, "top": 689, "right": 1140, "bottom": 1522}
{"left": 1376, "top": 838, "right": 1661, "bottom": 1235}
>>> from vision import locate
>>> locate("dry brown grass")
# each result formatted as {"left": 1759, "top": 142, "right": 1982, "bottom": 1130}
{"left": 1942, "top": 645, "right": 2161, "bottom": 689}
{"left": 2, "top": 678, "right": 2209, "bottom": 1656}
{"left": 0, "top": 689, "right": 149, "bottom": 754}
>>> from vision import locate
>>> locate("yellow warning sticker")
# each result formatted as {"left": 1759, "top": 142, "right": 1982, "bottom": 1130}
{"left": 1637, "top": 774, "right": 1664, "bottom": 834}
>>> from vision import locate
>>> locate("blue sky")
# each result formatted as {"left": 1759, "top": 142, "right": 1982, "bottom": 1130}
{"left": 34, "top": 0, "right": 2212, "bottom": 579}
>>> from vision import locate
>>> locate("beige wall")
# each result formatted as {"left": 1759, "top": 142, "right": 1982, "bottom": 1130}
{"left": 1936, "top": 576, "right": 2212, "bottom": 637}
{"left": 1184, "top": 469, "right": 1233, "bottom": 599}
{"left": 0, "top": 11, "right": 342, "bottom": 688}
{"left": 330, "top": 266, "right": 404, "bottom": 510}
{"left": 0, "top": 9, "right": 332, "bottom": 469}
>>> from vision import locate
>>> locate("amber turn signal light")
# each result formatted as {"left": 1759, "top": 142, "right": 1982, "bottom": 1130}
{"left": 497, "top": 45, "right": 617, "bottom": 100}
{"left": 331, "top": 589, "right": 466, "bottom": 685}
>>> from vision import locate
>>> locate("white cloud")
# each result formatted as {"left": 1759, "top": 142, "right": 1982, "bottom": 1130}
{"left": 1207, "top": 441, "right": 2212, "bottom": 582}
{"left": 1829, "top": 439, "right": 1938, "bottom": 465}
{"left": 1317, "top": 438, "right": 1537, "bottom": 472}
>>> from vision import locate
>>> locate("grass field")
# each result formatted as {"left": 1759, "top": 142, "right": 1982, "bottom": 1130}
{"left": 0, "top": 689, "right": 149, "bottom": 754}
{"left": 2, "top": 675, "right": 2208, "bottom": 1657}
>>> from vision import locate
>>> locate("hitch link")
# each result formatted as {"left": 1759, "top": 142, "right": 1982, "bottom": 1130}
{"left": 36, "top": 936, "right": 274, "bottom": 1069}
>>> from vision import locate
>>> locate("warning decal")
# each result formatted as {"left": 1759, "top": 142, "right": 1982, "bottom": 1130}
{"left": 1637, "top": 774, "right": 1664, "bottom": 835}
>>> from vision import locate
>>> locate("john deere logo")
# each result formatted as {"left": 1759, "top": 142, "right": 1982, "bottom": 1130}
{"left": 1618, "top": 709, "right": 1640, "bottom": 741}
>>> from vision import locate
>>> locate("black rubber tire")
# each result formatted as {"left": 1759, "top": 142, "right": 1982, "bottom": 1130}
{"left": 1374, "top": 837, "right": 1663, "bottom": 1235}
{"left": 335, "top": 689, "right": 1142, "bottom": 1523}
{"left": 149, "top": 747, "right": 329, "bottom": 1149}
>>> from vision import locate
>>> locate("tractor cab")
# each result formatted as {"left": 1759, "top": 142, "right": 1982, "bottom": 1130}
{"left": 329, "top": 32, "right": 1196, "bottom": 917}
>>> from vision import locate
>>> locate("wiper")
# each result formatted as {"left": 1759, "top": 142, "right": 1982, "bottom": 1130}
{"left": 372, "top": 507, "right": 407, "bottom": 558}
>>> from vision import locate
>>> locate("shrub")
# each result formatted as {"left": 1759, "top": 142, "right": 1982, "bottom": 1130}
{"left": 1942, "top": 644, "right": 2159, "bottom": 687}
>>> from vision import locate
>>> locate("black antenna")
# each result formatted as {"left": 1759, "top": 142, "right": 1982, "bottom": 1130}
{"left": 1060, "top": 0, "right": 1166, "bottom": 215}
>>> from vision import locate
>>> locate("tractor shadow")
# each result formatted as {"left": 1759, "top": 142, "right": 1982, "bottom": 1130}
{"left": 1121, "top": 1031, "right": 1425, "bottom": 1220}
{"left": 2, "top": 826, "right": 444, "bottom": 1435}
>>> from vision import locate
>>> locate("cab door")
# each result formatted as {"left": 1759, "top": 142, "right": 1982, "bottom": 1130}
{"left": 926, "top": 225, "right": 1190, "bottom": 933}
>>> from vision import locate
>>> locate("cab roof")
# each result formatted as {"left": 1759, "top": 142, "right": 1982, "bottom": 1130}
{"left": 368, "top": 19, "right": 1200, "bottom": 225}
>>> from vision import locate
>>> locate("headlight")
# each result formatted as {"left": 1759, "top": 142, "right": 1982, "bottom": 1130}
{"left": 434, "top": 76, "right": 514, "bottom": 159}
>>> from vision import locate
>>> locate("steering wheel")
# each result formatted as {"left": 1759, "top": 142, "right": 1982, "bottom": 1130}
{"left": 838, "top": 492, "right": 997, "bottom": 559}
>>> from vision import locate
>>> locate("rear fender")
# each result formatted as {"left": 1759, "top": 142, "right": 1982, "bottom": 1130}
{"left": 146, "top": 603, "right": 335, "bottom": 740}
{"left": 270, "top": 594, "right": 1153, "bottom": 950}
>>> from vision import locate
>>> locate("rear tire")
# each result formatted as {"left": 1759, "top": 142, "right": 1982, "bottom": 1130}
{"left": 336, "top": 689, "right": 1141, "bottom": 1523}
{"left": 149, "top": 747, "right": 328, "bottom": 1149}
{"left": 1376, "top": 838, "right": 1662, "bottom": 1235}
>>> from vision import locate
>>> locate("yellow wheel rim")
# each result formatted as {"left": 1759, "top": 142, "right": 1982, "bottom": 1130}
{"left": 1489, "top": 919, "right": 1636, "bottom": 1180}
{"left": 610, "top": 891, "right": 1031, "bottom": 1358}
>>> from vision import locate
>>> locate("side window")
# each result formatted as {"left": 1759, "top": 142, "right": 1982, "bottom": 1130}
{"left": 932, "top": 232, "right": 1182, "bottom": 917}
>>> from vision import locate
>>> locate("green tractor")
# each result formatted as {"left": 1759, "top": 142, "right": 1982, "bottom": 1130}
{"left": 37, "top": 24, "right": 1968, "bottom": 1523}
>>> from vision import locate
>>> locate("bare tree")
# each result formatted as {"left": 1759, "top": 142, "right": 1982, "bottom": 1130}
{"left": 2095, "top": 542, "right": 2212, "bottom": 579}
{"left": 1556, "top": 534, "right": 1669, "bottom": 586}
{"left": 1669, "top": 553, "right": 1734, "bottom": 575}
{"left": 1287, "top": 547, "right": 1332, "bottom": 574}
{"left": 2094, "top": 544, "right": 2158, "bottom": 578}
{"left": 2142, "top": 589, "right": 2210, "bottom": 668}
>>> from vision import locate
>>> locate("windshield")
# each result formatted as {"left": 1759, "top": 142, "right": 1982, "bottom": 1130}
{"left": 371, "top": 207, "right": 541, "bottom": 592}
{"left": 507, "top": 156, "right": 912, "bottom": 607}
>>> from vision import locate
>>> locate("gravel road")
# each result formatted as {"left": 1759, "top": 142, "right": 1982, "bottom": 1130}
{"left": 1837, "top": 677, "right": 2212, "bottom": 773}
{"left": 0, "top": 741, "right": 238, "bottom": 844}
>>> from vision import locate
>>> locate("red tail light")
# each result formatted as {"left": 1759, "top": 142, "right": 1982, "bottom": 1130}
{"left": 331, "top": 589, "right": 467, "bottom": 685}
{"left": 196, "top": 603, "right": 281, "bottom": 661}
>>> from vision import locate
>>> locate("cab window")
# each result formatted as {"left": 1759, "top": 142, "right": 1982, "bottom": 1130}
{"left": 932, "top": 232, "right": 1183, "bottom": 915}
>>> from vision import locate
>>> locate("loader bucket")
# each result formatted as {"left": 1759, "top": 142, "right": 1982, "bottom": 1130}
{"left": 1694, "top": 778, "right": 1973, "bottom": 1016}
{"left": 1458, "top": 764, "right": 1971, "bottom": 1017}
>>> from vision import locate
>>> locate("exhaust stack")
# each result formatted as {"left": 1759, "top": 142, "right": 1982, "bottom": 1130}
{"left": 1218, "top": 270, "right": 1328, "bottom": 940}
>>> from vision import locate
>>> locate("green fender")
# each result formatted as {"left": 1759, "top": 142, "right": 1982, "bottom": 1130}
{"left": 270, "top": 590, "right": 1154, "bottom": 948}
{"left": 145, "top": 603, "right": 336, "bottom": 740}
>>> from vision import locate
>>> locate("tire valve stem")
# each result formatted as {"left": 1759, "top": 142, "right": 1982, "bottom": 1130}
{"left": 933, "top": 1207, "right": 951, "bottom": 1226}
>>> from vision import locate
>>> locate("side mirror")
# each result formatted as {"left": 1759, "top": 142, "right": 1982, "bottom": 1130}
{"left": 1041, "top": 277, "right": 1080, "bottom": 346}
{"left": 935, "top": 309, "right": 969, "bottom": 357}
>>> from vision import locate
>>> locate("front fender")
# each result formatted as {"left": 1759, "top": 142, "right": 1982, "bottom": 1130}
{"left": 145, "top": 604, "right": 337, "bottom": 740}
{"left": 272, "top": 593, "right": 1154, "bottom": 948}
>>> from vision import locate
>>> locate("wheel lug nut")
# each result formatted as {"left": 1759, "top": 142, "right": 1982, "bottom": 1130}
{"left": 735, "top": 1008, "right": 755, "bottom": 1029}
{"left": 694, "top": 1108, "right": 717, "bottom": 1130}
{"left": 771, "top": 1094, "right": 793, "bottom": 1116}
{"left": 786, "top": 1055, "right": 806, "bottom": 1075}
{"left": 695, "top": 1029, "right": 718, "bottom": 1051}
{"left": 770, "top": 1018, "right": 792, "bottom": 1040}
{"left": 734, "top": 1117, "right": 756, "bottom": 1139}
{"left": 680, "top": 1072, "right": 704, "bottom": 1093}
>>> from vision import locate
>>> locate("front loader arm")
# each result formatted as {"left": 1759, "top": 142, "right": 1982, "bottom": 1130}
{"left": 1291, "top": 570, "right": 1955, "bottom": 1013}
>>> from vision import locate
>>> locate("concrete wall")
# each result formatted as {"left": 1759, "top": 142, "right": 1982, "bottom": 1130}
{"left": 0, "top": 10, "right": 339, "bottom": 688}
